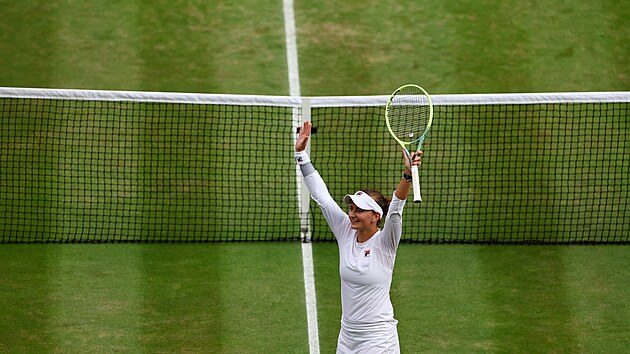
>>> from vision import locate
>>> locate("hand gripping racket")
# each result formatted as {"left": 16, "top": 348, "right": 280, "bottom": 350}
{"left": 385, "top": 84, "right": 433, "bottom": 203}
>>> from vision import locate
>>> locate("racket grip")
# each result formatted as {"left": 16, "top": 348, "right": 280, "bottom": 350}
{"left": 411, "top": 165, "right": 422, "bottom": 203}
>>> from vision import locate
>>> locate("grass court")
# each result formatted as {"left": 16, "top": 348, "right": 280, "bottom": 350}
{"left": 1, "top": 1, "right": 629, "bottom": 352}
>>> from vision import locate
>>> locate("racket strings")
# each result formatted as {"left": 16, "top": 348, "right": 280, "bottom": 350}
{"left": 389, "top": 89, "right": 431, "bottom": 143}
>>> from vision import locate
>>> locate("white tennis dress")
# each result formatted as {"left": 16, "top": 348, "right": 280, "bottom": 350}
{"left": 303, "top": 169, "right": 405, "bottom": 354}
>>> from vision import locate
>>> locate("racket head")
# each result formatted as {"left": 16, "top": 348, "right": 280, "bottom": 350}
{"left": 385, "top": 84, "right": 433, "bottom": 148}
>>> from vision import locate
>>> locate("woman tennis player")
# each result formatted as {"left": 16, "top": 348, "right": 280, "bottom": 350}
{"left": 295, "top": 121, "right": 422, "bottom": 353}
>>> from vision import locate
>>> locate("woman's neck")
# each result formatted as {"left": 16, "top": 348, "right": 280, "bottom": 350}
{"left": 356, "top": 228, "right": 378, "bottom": 243}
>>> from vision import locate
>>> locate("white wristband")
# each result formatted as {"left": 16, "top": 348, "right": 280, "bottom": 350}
{"left": 295, "top": 151, "right": 311, "bottom": 166}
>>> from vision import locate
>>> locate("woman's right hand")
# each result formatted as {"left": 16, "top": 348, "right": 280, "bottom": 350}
{"left": 295, "top": 121, "right": 312, "bottom": 152}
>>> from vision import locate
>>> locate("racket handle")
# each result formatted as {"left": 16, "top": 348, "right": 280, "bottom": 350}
{"left": 411, "top": 165, "right": 422, "bottom": 203}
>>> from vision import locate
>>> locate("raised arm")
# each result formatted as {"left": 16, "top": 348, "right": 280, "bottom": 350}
{"left": 295, "top": 121, "right": 350, "bottom": 239}
{"left": 378, "top": 150, "right": 423, "bottom": 252}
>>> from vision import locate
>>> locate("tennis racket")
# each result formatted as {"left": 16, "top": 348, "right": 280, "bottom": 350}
{"left": 385, "top": 84, "right": 433, "bottom": 203}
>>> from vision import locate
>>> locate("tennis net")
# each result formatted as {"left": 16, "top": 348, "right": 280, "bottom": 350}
{"left": 1, "top": 88, "right": 628, "bottom": 244}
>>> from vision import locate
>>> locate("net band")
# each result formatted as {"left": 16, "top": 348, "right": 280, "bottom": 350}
{"left": 3, "top": 87, "right": 629, "bottom": 106}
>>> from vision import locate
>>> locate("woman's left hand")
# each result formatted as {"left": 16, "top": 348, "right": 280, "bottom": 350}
{"left": 404, "top": 150, "right": 422, "bottom": 173}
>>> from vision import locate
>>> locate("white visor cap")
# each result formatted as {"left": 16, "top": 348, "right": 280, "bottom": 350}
{"left": 343, "top": 191, "right": 383, "bottom": 218}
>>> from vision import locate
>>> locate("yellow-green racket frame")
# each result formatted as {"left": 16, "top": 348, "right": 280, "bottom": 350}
{"left": 385, "top": 84, "right": 434, "bottom": 202}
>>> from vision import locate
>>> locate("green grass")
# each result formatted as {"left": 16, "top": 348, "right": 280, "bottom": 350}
{"left": 314, "top": 244, "right": 630, "bottom": 353}
{"left": 0, "top": 244, "right": 308, "bottom": 353}
{"left": 295, "top": 0, "right": 630, "bottom": 95}
{"left": 0, "top": 0, "right": 629, "bottom": 353}
{"left": 3, "top": 0, "right": 628, "bottom": 95}
{"left": 2, "top": 244, "right": 629, "bottom": 353}
{"left": 0, "top": 0, "right": 289, "bottom": 94}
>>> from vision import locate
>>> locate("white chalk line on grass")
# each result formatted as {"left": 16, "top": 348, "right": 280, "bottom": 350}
{"left": 283, "top": 0, "right": 320, "bottom": 353}
{"left": 283, "top": 0, "right": 301, "bottom": 98}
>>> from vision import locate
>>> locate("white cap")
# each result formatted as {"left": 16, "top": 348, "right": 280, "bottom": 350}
{"left": 343, "top": 191, "right": 383, "bottom": 218}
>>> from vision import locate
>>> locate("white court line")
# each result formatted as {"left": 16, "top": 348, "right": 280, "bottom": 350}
{"left": 301, "top": 241, "right": 320, "bottom": 353}
{"left": 283, "top": 1, "right": 320, "bottom": 353}
{"left": 283, "top": 0, "right": 301, "bottom": 98}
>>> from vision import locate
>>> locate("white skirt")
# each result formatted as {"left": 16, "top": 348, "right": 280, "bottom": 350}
{"left": 336, "top": 320, "right": 400, "bottom": 354}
